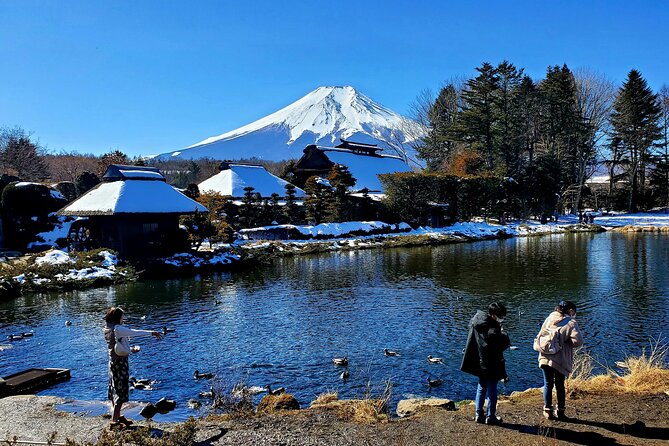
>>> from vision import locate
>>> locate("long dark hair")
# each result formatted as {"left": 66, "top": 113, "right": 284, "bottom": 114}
{"left": 104, "top": 307, "right": 124, "bottom": 324}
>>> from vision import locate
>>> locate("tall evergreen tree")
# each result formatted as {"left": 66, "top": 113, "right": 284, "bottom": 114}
{"left": 325, "top": 164, "right": 356, "bottom": 222}
{"left": 458, "top": 62, "right": 500, "bottom": 172}
{"left": 610, "top": 69, "right": 662, "bottom": 211}
{"left": 303, "top": 176, "right": 330, "bottom": 224}
{"left": 283, "top": 183, "right": 301, "bottom": 223}
{"left": 419, "top": 84, "right": 460, "bottom": 170}
{"left": 238, "top": 186, "right": 258, "bottom": 228}
{"left": 493, "top": 61, "right": 524, "bottom": 176}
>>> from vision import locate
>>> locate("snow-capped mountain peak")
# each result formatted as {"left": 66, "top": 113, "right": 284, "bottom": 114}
{"left": 156, "top": 86, "right": 419, "bottom": 162}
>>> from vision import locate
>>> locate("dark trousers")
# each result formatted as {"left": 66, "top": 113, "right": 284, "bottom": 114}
{"left": 542, "top": 365, "right": 566, "bottom": 410}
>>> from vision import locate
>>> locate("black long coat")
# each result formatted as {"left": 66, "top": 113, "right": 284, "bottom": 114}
{"left": 460, "top": 310, "right": 510, "bottom": 381}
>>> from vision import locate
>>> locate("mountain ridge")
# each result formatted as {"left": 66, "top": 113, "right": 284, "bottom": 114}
{"left": 154, "top": 86, "right": 420, "bottom": 162}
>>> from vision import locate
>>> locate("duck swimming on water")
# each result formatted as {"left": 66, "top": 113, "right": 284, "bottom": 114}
{"left": 384, "top": 349, "right": 400, "bottom": 357}
{"left": 193, "top": 370, "right": 215, "bottom": 380}
{"left": 427, "top": 377, "right": 444, "bottom": 387}
{"left": 332, "top": 357, "right": 348, "bottom": 366}
{"left": 266, "top": 384, "right": 285, "bottom": 395}
{"left": 427, "top": 355, "right": 444, "bottom": 364}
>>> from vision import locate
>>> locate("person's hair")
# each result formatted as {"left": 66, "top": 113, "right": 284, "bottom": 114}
{"left": 556, "top": 300, "right": 577, "bottom": 314}
{"left": 488, "top": 302, "right": 507, "bottom": 318}
{"left": 104, "top": 307, "right": 124, "bottom": 324}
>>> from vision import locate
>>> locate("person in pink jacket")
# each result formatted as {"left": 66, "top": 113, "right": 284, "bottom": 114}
{"left": 536, "top": 300, "right": 583, "bottom": 420}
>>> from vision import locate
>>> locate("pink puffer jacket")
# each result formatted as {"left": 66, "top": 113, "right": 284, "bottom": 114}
{"left": 537, "top": 311, "right": 583, "bottom": 376}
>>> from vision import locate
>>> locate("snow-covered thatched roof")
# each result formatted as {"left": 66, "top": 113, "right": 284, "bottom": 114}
{"left": 198, "top": 163, "right": 305, "bottom": 198}
{"left": 318, "top": 148, "right": 411, "bottom": 192}
{"left": 59, "top": 165, "right": 207, "bottom": 216}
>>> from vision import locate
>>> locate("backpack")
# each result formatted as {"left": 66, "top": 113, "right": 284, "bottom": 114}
{"left": 533, "top": 325, "right": 563, "bottom": 355}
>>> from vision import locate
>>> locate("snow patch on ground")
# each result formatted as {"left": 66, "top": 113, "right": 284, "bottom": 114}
{"left": 239, "top": 221, "right": 411, "bottom": 239}
{"left": 56, "top": 267, "right": 115, "bottom": 281}
{"left": 35, "top": 250, "right": 74, "bottom": 266}
{"left": 27, "top": 216, "right": 76, "bottom": 250}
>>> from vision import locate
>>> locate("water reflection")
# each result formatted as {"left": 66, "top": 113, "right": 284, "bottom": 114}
{"left": 1, "top": 232, "right": 668, "bottom": 419}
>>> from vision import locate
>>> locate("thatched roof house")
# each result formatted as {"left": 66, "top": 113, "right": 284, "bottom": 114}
{"left": 294, "top": 140, "right": 411, "bottom": 192}
{"left": 59, "top": 165, "right": 207, "bottom": 257}
{"left": 198, "top": 162, "right": 305, "bottom": 198}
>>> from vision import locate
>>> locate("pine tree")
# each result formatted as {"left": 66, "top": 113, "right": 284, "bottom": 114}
{"left": 283, "top": 183, "right": 301, "bottom": 224}
{"left": 493, "top": 61, "right": 524, "bottom": 176}
{"left": 325, "top": 164, "right": 356, "bottom": 222}
{"left": 239, "top": 186, "right": 258, "bottom": 228}
{"left": 458, "top": 62, "right": 500, "bottom": 172}
{"left": 419, "top": 84, "right": 460, "bottom": 171}
{"left": 610, "top": 70, "right": 662, "bottom": 211}
{"left": 303, "top": 176, "right": 330, "bottom": 224}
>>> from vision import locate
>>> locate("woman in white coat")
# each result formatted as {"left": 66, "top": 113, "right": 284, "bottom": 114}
{"left": 103, "top": 307, "right": 162, "bottom": 428}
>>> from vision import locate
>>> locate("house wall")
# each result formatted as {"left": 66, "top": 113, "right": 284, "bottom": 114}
{"left": 92, "top": 215, "right": 187, "bottom": 258}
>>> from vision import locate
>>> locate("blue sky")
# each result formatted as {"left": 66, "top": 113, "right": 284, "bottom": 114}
{"left": 1, "top": 1, "right": 668, "bottom": 157}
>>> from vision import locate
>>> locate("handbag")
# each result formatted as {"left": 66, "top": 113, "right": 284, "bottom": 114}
{"left": 114, "top": 336, "right": 130, "bottom": 357}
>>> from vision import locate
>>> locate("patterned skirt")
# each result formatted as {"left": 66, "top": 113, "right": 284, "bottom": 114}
{"left": 107, "top": 356, "right": 129, "bottom": 405}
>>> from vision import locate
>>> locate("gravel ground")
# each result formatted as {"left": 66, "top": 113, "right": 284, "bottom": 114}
{"left": 1, "top": 392, "right": 669, "bottom": 446}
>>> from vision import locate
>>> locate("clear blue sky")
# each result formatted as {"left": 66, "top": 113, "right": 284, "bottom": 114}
{"left": 1, "top": 1, "right": 667, "bottom": 157}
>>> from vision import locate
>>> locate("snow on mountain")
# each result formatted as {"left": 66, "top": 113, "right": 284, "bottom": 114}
{"left": 155, "top": 86, "right": 421, "bottom": 163}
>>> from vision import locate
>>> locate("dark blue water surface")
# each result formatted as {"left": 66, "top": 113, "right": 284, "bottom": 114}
{"left": 1, "top": 232, "right": 669, "bottom": 420}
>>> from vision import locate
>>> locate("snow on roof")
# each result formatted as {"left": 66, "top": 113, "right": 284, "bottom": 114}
{"left": 59, "top": 179, "right": 208, "bottom": 216}
{"left": 198, "top": 164, "right": 305, "bottom": 198}
{"left": 319, "top": 148, "right": 411, "bottom": 192}
{"left": 118, "top": 169, "right": 164, "bottom": 180}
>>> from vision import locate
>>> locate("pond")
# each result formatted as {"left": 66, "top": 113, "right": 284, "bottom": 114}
{"left": 1, "top": 232, "right": 669, "bottom": 420}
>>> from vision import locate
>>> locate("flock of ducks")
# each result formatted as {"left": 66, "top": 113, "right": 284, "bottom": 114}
{"left": 332, "top": 349, "right": 447, "bottom": 387}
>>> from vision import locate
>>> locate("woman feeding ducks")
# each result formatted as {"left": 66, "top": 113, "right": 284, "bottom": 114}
{"left": 103, "top": 307, "right": 162, "bottom": 429}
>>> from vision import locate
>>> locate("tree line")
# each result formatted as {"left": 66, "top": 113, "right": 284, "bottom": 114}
{"left": 408, "top": 62, "right": 669, "bottom": 215}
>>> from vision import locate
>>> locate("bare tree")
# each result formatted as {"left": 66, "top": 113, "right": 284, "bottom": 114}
{"left": 0, "top": 127, "right": 49, "bottom": 180}
{"left": 45, "top": 151, "right": 99, "bottom": 182}
{"left": 573, "top": 68, "right": 616, "bottom": 209}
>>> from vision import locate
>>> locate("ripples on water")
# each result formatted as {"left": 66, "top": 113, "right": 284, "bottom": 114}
{"left": 1, "top": 232, "right": 669, "bottom": 420}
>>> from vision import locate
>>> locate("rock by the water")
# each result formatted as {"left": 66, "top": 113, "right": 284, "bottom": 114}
{"left": 155, "top": 397, "right": 176, "bottom": 413}
{"left": 257, "top": 393, "right": 300, "bottom": 414}
{"left": 396, "top": 397, "right": 456, "bottom": 418}
{"left": 139, "top": 403, "right": 158, "bottom": 419}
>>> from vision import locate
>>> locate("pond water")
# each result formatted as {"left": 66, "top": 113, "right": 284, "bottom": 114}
{"left": 1, "top": 232, "right": 669, "bottom": 421}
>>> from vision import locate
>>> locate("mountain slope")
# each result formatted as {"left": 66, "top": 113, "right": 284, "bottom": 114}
{"left": 155, "top": 86, "right": 420, "bottom": 162}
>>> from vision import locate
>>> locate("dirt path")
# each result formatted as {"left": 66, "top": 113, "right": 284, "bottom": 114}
{"left": 1, "top": 392, "right": 668, "bottom": 445}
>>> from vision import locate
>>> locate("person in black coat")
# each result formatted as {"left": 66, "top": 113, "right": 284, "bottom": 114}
{"left": 460, "top": 302, "right": 510, "bottom": 425}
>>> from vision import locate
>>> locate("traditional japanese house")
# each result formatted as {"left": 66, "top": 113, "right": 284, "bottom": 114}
{"left": 293, "top": 139, "right": 412, "bottom": 192}
{"left": 198, "top": 162, "right": 305, "bottom": 199}
{"left": 58, "top": 165, "right": 207, "bottom": 258}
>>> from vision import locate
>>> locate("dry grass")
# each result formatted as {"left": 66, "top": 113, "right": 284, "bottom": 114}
{"left": 256, "top": 393, "right": 300, "bottom": 415}
{"left": 566, "top": 339, "right": 669, "bottom": 395}
{"left": 309, "top": 392, "right": 389, "bottom": 423}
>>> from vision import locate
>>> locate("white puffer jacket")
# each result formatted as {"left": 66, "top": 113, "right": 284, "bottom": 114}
{"left": 537, "top": 311, "right": 583, "bottom": 376}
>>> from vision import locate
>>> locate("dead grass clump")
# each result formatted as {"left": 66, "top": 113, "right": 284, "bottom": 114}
{"left": 310, "top": 392, "right": 339, "bottom": 406}
{"left": 256, "top": 393, "right": 300, "bottom": 414}
{"left": 567, "top": 340, "right": 669, "bottom": 395}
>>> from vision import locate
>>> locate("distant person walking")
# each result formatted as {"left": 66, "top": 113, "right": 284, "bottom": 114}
{"left": 461, "top": 302, "right": 511, "bottom": 425}
{"left": 534, "top": 300, "right": 583, "bottom": 420}
{"left": 103, "top": 307, "right": 162, "bottom": 429}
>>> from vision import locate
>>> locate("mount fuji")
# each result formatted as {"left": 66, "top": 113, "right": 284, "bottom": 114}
{"left": 154, "top": 86, "right": 421, "bottom": 163}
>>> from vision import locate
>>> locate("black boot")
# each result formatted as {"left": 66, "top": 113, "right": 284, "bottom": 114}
{"left": 474, "top": 410, "right": 485, "bottom": 424}
{"left": 556, "top": 408, "right": 568, "bottom": 421}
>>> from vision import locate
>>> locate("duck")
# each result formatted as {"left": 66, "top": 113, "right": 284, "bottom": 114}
{"left": 193, "top": 370, "right": 215, "bottom": 380}
{"left": 332, "top": 357, "right": 349, "bottom": 366}
{"left": 65, "top": 320, "right": 72, "bottom": 327}
{"left": 427, "top": 355, "right": 444, "bottom": 364}
{"left": 265, "top": 384, "right": 285, "bottom": 396}
{"left": 7, "top": 334, "right": 24, "bottom": 341}
{"left": 509, "top": 345, "right": 519, "bottom": 351}
{"left": 384, "top": 349, "right": 400, "bottom": 357}
{"left": 187, "top": 399, "right": 202, "bottom": 409}
{"left": 427, "top": 377, "right": 444, "bottom": 387}
{"left": 162, "top": 326, "right": 175, "bottom": 335}
{"left": 198, "top": 388, "right": 215, "bottom": 399}
{"left": 22, "top": 332, "right": 34, "bottom": 338}
{"left": 340, "top": 370, "right": 350, "bottom": 381}
{"left": 130, "top": 377, "right": 154, "bottom": 390}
